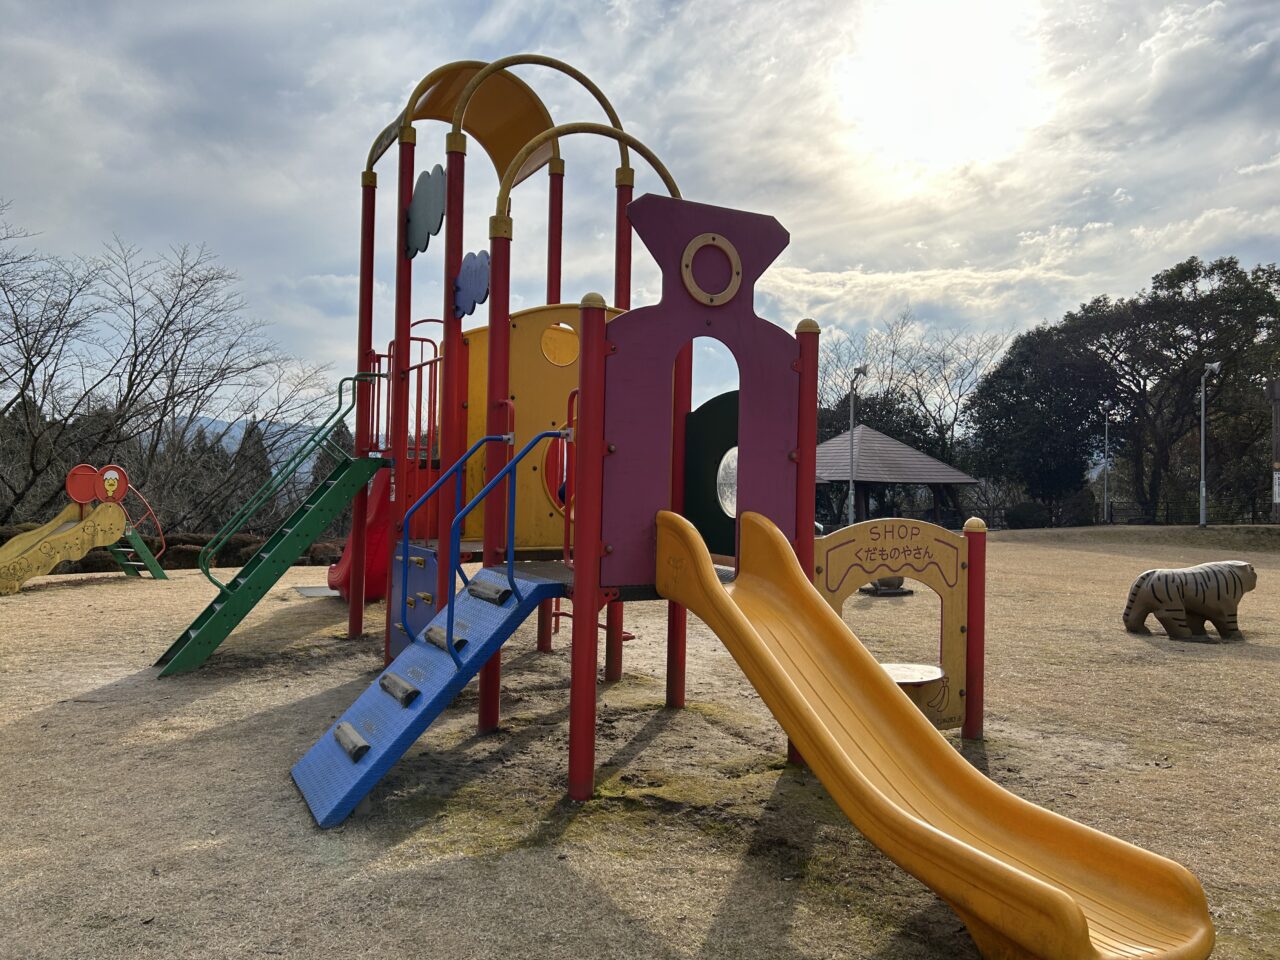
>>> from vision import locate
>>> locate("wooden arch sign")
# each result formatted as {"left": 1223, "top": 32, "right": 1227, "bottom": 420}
{"left": 814, "top": 518, "right": 969, "bottom": 731}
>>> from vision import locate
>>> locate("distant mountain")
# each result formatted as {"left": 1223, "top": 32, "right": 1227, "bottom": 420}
{"left": 192, "top": 416, "right": 322, "bottom": 465}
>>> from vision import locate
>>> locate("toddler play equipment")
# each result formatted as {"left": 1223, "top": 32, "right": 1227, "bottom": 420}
{"left": 0, "top": 464, "right": 167, "bottom": 595}
{"left": 1124, "top": 560, "right": 1256, "bottom": 640}
{"left": 814, "top": 516, "right": 986, "bottom": 736}
{"left": 288, "top": 55, "right": 1212, "bottom": 959}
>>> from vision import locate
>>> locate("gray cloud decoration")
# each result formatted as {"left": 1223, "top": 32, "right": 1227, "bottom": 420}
{"left": 405, "top": 164, "right": 446, "bottom": 259}
{"left": 455, "top": 250, "right": 490, "bottom": 318}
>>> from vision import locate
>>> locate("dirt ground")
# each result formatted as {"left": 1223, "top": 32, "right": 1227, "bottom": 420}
{"left": 1, "top": 528, "right": 1277, "bottom": 959}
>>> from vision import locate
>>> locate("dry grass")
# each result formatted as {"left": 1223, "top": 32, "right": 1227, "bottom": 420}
{"left": 0, "top": 527, "right": 1277, "bottom": 959}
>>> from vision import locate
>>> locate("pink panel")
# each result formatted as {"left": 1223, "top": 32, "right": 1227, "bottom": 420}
{"left": 600, "top": 195, "right": 799, "bottom": 588}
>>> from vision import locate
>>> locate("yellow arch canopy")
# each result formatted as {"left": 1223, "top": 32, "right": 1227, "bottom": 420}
{"left": 368, "top": 61, "right": 557, "bottom": 185}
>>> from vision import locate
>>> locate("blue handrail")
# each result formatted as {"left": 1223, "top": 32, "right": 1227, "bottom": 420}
{"left": 398, "top": 433, "right": 510, "bottom": 649}
{"left": 442, "top": 429, "right": 568, "bottom": 664}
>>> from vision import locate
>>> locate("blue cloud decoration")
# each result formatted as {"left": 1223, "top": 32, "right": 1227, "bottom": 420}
{"left": 405, "top": 164, "right": 446, "bottom": 258}
{"left": 455, "top": 250, "right": 491, "bottom": 318}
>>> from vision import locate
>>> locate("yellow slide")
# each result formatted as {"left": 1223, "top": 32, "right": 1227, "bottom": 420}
{"left": 655, "top": 511, "right": 1213, "bottom": 960}
{"left": 0, "top": 501, "right": 127, "bottom": 595}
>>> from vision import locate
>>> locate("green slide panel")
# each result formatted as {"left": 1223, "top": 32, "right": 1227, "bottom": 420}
{"left": 156, "top": 457, "right": 386, "bottom": 676}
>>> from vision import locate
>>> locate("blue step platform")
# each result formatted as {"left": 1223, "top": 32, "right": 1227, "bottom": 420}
{"left": 292, "top": 564, "right": 570, "bottom": 828}
{"left": 387, "top": 542, "right": 439, "bottom": 659}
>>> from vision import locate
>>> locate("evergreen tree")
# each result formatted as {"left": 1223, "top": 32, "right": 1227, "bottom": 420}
{"left": 311, "top": 419, "right": 356, "bottom": 538}
{"left": 231, "top": 420, "right": 277, "bottom": 534}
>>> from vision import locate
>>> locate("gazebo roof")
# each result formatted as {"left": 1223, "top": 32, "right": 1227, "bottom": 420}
{"left": 815, "top": 425, "right": 977, "bottom": 486}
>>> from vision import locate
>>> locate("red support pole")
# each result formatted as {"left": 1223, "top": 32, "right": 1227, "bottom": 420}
{"left": 482, "top": 228, "right": 512, "bottom": 568}
{"left": 788, "top": 319, "right": 820, "bottom": 764}
{"left": 383, "top": 129, "right": 415, "bottom": 664}
{"left": 666, "top": 342, "right": 692, "bottom": 709}
{"left": 435, "top": 135, "right": 467, "bottom": 617}
{"left": 613, "top": 168, "right": 633, "bottom": 309}
{"left": 794, "top": 319, "right": 819, "bottom": 570}
{"left": 348, "top": 170, "right": 377, "bottom": 642}
{"left": 963, "top": 518, "right": 987, "bottom": 740}
{"left": 478, "top": 219, "right": 513, "bottom": 735}
{"left": 606, "top": 167, "right": 634, "bottom": 683}
{"left": 546, "top": 158, "right": 564, "bottom": 303}
{"left": 604, "top": 603, "right": 623, "bottom": 681}
{"left": 536, "top": 598, "right": 554, "bottom": 653}
{"left": 568, "top": 293, "right": 608, "bottom": 801}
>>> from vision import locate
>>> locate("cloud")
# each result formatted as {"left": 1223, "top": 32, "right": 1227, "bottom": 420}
{"left": 1, "top": 0, "right": 1277, "bottom": 402}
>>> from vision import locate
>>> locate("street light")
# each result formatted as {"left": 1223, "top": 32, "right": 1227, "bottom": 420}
{"left": 1200, "top": 360, "right": 1221, "bottom": 528}
{"left": 848, "top": 365, "right": 868, "bottom": 525}
{"left": 1102, "top": 402, "right": 1112, "bottom": 524}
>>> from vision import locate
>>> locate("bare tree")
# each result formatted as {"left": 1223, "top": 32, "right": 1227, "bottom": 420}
{"left": 817, "top": 309, "right": 1008, "bottom": 458}
{"left": 0, "top": 208, "right": 332, "bottom": 529}
{"left": 897, "top": 320, "right": 1010, "bottom": 460}
{"left": 0, "top": 207, "right": 104, "bottom": 519}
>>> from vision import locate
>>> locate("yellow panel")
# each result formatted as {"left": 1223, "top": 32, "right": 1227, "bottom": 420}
{"left": 656, "top": 510, "right": 1214, "bottom": 960}
{"left": 462, "top": 304, "right": 621, "bottom": 550}
{"left": 814, "top": 519, "right": 968, "bottom": 729}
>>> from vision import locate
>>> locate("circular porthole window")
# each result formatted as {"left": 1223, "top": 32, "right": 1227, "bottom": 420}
{"left": 681, "top": 233, "right": 743, "bottom": 307}
{"left": 540, "top": 323, "right": 579, "bottom": 367}
{"left": 716, "top": 446, "right": 738, "bottom": 517}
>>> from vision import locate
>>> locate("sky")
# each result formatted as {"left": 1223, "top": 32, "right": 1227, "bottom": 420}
{"left": 2, "top": 0, "right": 1278, "bottom": 404}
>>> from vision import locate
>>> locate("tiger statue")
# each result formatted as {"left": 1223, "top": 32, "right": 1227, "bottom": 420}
{"left": 1123, "top": 560, "right": 1256, "bottom": 641}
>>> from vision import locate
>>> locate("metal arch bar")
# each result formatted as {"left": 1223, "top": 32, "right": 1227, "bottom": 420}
{"left": 448, "top": 55, "right": 629, "bottom": 168}
{"left": 495, "top": 124, "right": 680, "bottom": 220}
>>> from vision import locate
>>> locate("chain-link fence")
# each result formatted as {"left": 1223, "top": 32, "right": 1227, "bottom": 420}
{"left": 1103, "top": 497, "right": 1273, "bottom": 526}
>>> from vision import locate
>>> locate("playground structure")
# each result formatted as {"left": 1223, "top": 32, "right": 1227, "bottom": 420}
{"left": 0, "top": 464, "right": 167, "bottom": 595}
{"left": 273, "top": 57, "right": 1217, "bottom": 959}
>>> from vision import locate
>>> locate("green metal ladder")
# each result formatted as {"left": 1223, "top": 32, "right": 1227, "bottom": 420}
{"left": 157, "top": 375, "right": 386, "bottom": 677}
{"left": 107, "top": 526, "right": 168, "bottom": 580}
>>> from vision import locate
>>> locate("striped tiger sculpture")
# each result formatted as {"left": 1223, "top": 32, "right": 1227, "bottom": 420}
{"left": 1123, "top": 560, "right": 1257, "bottom": 640}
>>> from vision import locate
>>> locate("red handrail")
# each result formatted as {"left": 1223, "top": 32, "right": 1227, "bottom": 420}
{"left": 124, "top": 486, "right": 166, "bottom": 559}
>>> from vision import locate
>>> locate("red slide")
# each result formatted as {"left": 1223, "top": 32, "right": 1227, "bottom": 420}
{"left": 328, "top": 469, "right": 392, "bottom": 602}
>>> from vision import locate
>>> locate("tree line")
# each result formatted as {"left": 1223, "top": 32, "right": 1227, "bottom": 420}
{"left": 0, "top": 202, "right": 337, "bottom": 536}
{"left": 817, "top": 256, "right": 1280, "bottom": 527}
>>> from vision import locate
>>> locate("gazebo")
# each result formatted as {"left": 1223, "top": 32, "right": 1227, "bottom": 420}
{"left": 816, "top": 424, "right": 977, "bottom": 524}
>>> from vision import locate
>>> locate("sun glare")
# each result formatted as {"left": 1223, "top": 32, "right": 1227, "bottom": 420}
{"left": 834, "top": 0, "right": 1051, "bottom": 175}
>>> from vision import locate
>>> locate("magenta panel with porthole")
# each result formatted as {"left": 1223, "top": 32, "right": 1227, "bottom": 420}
{"left": 599, "top": 194, "right": 799, "bottom": 588}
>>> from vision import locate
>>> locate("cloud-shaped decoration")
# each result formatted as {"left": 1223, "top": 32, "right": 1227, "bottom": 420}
{"left": 455, "top": 250, "right": 491, "bottom": 318}
{"left": 405, "top": 164, "right": 446, "bottom": 259}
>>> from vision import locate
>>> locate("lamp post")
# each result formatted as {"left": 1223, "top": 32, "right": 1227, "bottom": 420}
{"left": 848, "top": 365, "right": 868, "bottom": 525}
{"left": 1102, "top": 403, "right": 1111, "bottom": 525}
{"left": 1200, "top": 361, "right": 1221, "bottom": 528}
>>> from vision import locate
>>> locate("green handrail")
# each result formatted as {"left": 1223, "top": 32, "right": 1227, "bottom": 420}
{"left": 199, "top": 373, "right": 383, "bottom": 591}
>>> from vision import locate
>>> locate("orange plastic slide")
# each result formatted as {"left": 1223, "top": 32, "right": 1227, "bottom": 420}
{"left": 327, "top": 468, "right": 391, "bottom": 602}
{"left": 655, "top": 510, "right": 1214, "bottom": 960}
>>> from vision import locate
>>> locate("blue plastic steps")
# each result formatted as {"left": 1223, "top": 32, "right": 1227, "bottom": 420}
{"left": 291, "top": 566, "right": 568, "bottom": 828}
{"left": 387, "top": 542, "right": 439, "bottom": 659}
